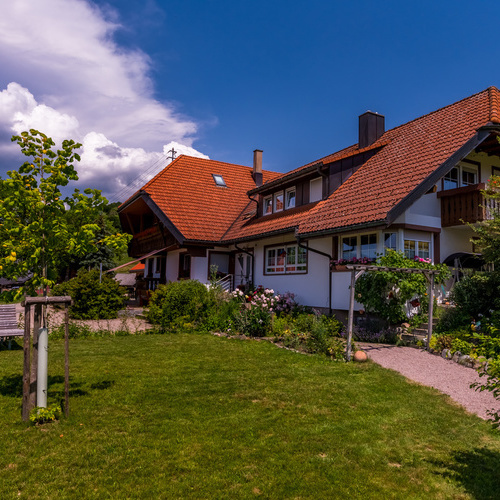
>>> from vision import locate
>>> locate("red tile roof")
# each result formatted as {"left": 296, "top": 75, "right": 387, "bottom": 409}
{"left": 223, "top": 201, "right": 320, "bottom": 242}
{"left": 139, "top": 156, "right": 280, "bottom": 242}
{"left": 297, "top": 86, "right": 500, "bottom": 236}
{"left": 123, "top": 87, "right": 500, "bottom": 246}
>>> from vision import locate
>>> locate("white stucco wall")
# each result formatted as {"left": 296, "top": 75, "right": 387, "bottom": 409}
{"left": 166, "top": 251, "right": 179, "bottom": 282}
{"left": 251, "top": 234, "right": 332, "bottom": 309}
{"left": 393, "top": 192, "right": 441, "bottom": 229}
{"left": 440, "top": 227, "right": 476, "bottom": 261}
{"left": 191, "top": 253, "right": 209, "bottom": 284}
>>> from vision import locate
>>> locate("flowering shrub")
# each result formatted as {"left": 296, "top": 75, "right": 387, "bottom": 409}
{"left": 354, "top": 250, "right": 449, "bottom": 324}
{"left": 232, "top": 286, "right": 276, "bottom": 337}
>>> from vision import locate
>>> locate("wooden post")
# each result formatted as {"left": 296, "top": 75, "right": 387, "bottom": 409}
{"left": 64, "top": 303, "right": 70, "bottom": 417}
{"left": 30, "top": 304, "right": 41, "bottom": 410}
{"left": 426, "top": 273, "right": 435, "bottom": 351}
{"left": 346, "top": 270, "right": 356, "bottom": 362}
{"left": 22, "top": 303, "right": 31, "bottom": 421}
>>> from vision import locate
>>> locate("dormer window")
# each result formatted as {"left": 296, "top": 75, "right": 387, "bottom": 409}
{"left": 310, "top": 177, "right": 322, "bottom": 202}
{"left": 212, "top": 174, "right": 227, "bottom": 187}
{"left": 263, "top": 196, "right": 272, "bottom": 215}
{"left": 273, "top": 191, "right": 284, "bottom": 212}
{"left": 262, "top": 186, "right": 296, "bottom": 216}
{"left": 285, "top": 187, "right": 296, "bottom": 209}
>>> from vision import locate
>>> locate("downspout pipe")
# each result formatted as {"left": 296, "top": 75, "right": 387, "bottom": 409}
{"left": 316, "top": 162, "right": 328, "bottom": 198}
{"left": 296, "top": 236, "right": 333, "bottom": 316}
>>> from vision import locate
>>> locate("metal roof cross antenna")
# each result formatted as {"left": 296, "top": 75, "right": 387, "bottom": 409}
{"left": 166, "top": 148, "right": 177, "bottom": 161}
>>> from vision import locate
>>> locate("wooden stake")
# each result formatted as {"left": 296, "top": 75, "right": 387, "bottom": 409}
{"left": 346, "top": 270, "right": 356, "bottom": 362}
{"left": 30, "top": 304, "right": 41, "bottom": 411}
{"left": 64, "top": 303, "right": 70, "bottom": 417}
{"left": 426, "top": 273, "right": 435, "bottom": 351}
{"left": 22, "top": 304, "right": 31, "bottom": 421}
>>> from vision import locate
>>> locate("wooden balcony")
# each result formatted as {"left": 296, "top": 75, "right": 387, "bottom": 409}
{"left": 438, "top": 183, "right": 498, "bottom": 227}
{"left": 129, "top": 225, "right": 171, "bottom": 257}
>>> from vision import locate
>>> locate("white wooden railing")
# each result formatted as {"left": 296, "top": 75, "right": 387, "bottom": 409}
{"left": 215, "top": 274, "right": 234, "bottom": 292}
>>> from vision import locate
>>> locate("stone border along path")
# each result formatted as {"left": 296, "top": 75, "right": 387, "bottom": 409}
{"left": 361, "top": 343, "right": 500, "bottom": 421}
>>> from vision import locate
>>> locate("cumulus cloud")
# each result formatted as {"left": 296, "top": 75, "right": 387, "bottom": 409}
{"left": 0, "top": 0, "right": 209, "bottom": 197}
{"left": 78, "top": 135, "right": 210, "bottom": 201}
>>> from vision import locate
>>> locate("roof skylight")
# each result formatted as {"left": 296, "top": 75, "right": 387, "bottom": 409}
{"left": 212, "top": 174, "right": 227, "bottom": 187}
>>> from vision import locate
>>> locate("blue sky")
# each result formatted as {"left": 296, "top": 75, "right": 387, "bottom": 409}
{"left": 0, "top": 0, "right": 498, "bottom": 199}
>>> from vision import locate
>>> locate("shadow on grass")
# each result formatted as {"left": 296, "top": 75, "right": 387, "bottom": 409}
{"left": 0, "top": 374, "right": 115, "bottom": 399}
{"left": 430, "top": 447, "right": 500, "bottom": 498}
{"left": 0, "top": 340, "right": 23, "bottom": 351}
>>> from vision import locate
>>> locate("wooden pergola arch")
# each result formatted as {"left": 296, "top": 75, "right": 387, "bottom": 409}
{"left": 344, "top": 265, "right": 441, "bottom": 361}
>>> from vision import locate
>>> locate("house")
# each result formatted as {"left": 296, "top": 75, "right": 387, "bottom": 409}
{"left": 118, "top": 86, "right": 500, "bottom": 312}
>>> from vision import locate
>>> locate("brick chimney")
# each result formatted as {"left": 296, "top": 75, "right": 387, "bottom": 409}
{"left": 253, "top": 149, "right": 263, "bottom": 186}
{"left": 358, "top": 111, "right": 385, "bottom": 149}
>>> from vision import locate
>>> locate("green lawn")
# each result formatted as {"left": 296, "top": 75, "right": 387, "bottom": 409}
{"left": 1, "top": 333, "right": 499, "bottom": 499}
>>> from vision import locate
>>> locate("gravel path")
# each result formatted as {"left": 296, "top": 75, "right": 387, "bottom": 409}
{"left": 361, "top": 343, "right": 500, "bottom": 420}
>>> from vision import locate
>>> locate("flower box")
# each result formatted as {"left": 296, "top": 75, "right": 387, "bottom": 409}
{"left": 331, "top": 264, "right": 349, "bottom": 272}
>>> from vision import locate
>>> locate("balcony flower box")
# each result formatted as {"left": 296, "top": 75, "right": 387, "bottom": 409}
{"left": 330, "top": 257, "right": 375, "bottom": 272}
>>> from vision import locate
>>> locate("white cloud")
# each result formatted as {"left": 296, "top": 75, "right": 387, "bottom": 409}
{"left": 0, "top": 0, "right": 209, "bottom": 196}
{"left": 162, "top": 142, "right": 210, "bottom": 160}
{"left": 78, "top": 134, "right": 210, "bottom": 201}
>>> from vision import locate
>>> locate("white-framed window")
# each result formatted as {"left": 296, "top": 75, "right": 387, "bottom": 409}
{"left": 384, "top": 232, "right": 397, "bottom": 252}
{"left": 360, "top": 234, "right": 377, "bottom": 258}
{"left": 310, "top": 177, "right": 322, "bottom": 203}
{"left": 342, "top": 233, "right": 377, "bottom": 260}
{"left": 263, "top": 195, "right": 272, "bottom": 215}
{"left": 285, "top": 187, "right": 296, "bottom": 209}
{"left": 342, "top": 236, "right": 357, "bottom": 260}
{"left": 404, "top": 240, "right": 430, "bottom": 260}
{"left": 273, "top": 191, "right": 284, "bottom": 213}
{"left": 265, "top": 244, "right": 307, "bottom": 274}
{"left": 462, "top": 166, "right": 477, "bottom": 186}
{"left": 443, "top": 162, "right": 478, "bottom": 190}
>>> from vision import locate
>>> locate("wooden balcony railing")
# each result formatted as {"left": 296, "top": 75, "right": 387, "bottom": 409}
{"left": 438, "top": 183, "right": 499, "bottom": 227}
{"left": 129, "top": 226, "right": 165, "bottom": 257}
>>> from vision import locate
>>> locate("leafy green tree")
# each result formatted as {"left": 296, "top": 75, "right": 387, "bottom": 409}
{"left": 0, "top": 129, "right": 130, "bottom": 300}
{"left": 57, "top": 201, "right": 128, "bottom": 278}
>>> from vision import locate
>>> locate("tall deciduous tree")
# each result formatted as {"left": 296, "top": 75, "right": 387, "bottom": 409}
{"left": 0, "top": 129, "right": 130, "bottom": 300}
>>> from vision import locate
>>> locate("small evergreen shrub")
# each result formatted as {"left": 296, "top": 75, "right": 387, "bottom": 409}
{"left": 147, "top": 280, "right": 210, "bottom": 331}
{"left": 52, "top": 269, "right": 126, "bottom": 319}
